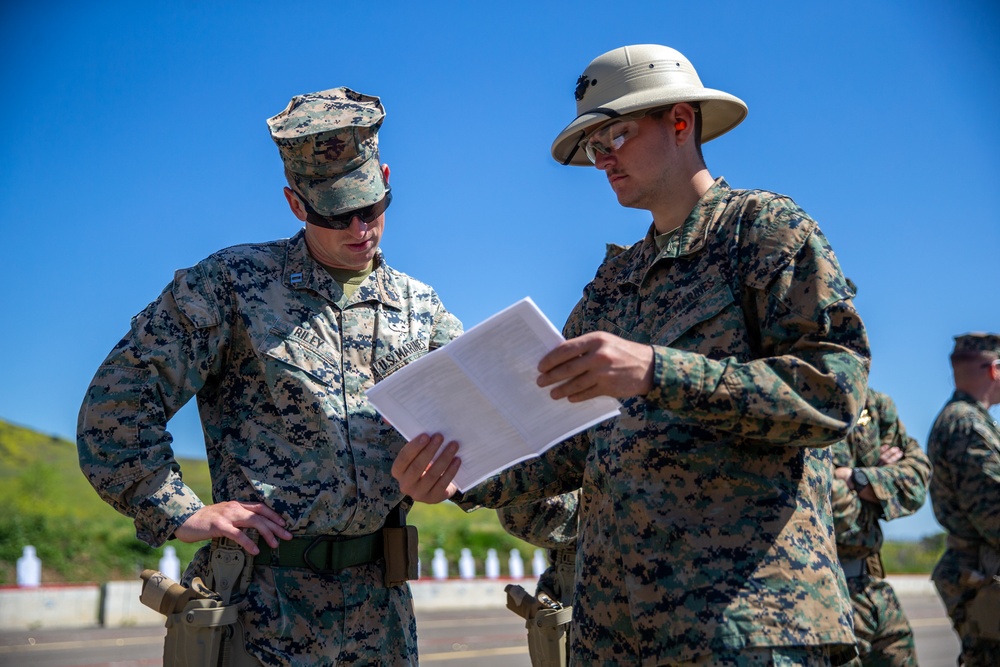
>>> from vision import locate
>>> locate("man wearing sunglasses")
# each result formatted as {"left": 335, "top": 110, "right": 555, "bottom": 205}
{"left": 395, "top": 44, "right": 870, "bottom": 666}
{"left": 78, "top": 87, "right": 462, "bottom": 666}
{"left": 928, "top": 333, "right": 1000, "bottom": 667}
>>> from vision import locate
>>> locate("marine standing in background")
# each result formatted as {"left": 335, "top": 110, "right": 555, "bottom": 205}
{"left": 77, "top": 87, "right": 462, "bottom": 666}
{"left": 830, "top": 386, "right": 931, "bottom": 665}
{"left": 927, "top": 333, "right": 1000, "bottom": 667}
{"left": 395, "top": 44, "right": 870, "bottom": 666}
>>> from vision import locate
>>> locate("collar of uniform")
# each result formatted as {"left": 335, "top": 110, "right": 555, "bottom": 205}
{"left": 282, "top": 229, "right": 403, "bottom": 310}
{"left": 618, "top": 177, "right": 732, "bottom": 287}
{"left": 951, "top": 389, "right": 994, "bottom": 418}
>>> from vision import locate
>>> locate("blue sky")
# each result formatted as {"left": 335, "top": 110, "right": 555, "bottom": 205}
{"left": 2, "top": 1, "right": 997, "bottom": 541}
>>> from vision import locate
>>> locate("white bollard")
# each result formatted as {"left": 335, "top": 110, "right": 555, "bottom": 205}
{"left": 159, "top": 545, "right": 181, "bottom": 581}
{"left": 508, "top": 548, "right": 524, "bottom": 579}
{"left": 16, "top": 545, "right": 41, "bottom": 587}
{"left": 485, "top": 548, "right": 501, "bottom": 579}
{"left": 458, "top": 548, "right": 476, "bottom": 579}
{"left": 431, "top": 548, "right": 449, "bottom": 580}
{"left": 532, "top": 548, "right": 548, "bottom": 577}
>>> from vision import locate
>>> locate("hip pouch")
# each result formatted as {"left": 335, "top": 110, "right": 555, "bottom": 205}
{"left": 383, "top": 525, "right": 419, "bottom": 587}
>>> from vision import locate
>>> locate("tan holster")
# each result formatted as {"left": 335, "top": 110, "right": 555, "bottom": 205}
{"left": 140, "top": 536, "right": 259, "bottom": 667}
{"left": 506, "top": 584, "right": 572, "bottom": 667}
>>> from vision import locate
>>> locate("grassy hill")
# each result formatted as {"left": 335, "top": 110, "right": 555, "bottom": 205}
{"left": 0, "top": 419, "right": 536, "bottom": 584}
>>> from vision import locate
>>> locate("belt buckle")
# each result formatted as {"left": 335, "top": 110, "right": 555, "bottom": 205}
{"left": 302, "top": 536, "right": 337, "bottom": 574}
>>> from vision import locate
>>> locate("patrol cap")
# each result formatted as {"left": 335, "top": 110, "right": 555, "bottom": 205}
{"left": 552, "top": 44, "right": 748, "bottom": 166}
{"left": 952, "top": 332, "right": 1000, "bottom": 359}
{"left": 267, "top": 87, "right": 386, "bottom": 215}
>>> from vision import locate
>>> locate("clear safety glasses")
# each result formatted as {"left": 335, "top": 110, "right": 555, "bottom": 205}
{"left": 580, "top": 119, "right": 641, "bottom": 164}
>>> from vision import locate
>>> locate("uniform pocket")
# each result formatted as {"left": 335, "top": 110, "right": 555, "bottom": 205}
{"left": 258, "top": 321, "right": 341, "bottom": 388}
{"left": 653, "top": 280, "right": 736, "bottom": 346}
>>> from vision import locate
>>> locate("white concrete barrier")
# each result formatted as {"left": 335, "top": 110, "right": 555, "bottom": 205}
{"left": 102, "top": 580, "right": 165, "bottom": 627}
{"left": 0, "top": 584, "right": 100, "bottom": 630}
{"left": 0, "top": 575, "right": 931, "bottom": 630}
{"left": 410, "top": 577, "right": 537, "bottom": 611}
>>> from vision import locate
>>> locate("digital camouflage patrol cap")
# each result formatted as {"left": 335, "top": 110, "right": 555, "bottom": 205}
{"left": 267, "top": 87, "right": 386, "bottom": 215}
{"left": 952, "top": 332, "right": 1000, "bottom": 359}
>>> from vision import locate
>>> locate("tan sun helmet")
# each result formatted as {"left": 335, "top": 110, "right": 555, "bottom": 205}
{"left": 551, "top": 44, "right": 749, "bottom": 166}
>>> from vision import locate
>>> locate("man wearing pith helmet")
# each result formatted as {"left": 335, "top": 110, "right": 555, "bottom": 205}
{"left": 78, "top": 87, "right": 462, "bottom": 666}
{"left": 928, "top": 332, "right": 1000, "bottom": 667}
{"left": 395, "top": 45, "right": 871, "bottom": 665}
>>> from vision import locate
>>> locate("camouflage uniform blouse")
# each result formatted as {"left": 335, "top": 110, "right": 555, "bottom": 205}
{"left": 928, "top": 390, "right": 1000, "bottom": 619}
{"left": 459, "top": 179, "right": 870, "bottom": 666}
{"left": 831, "top": 388, "right": 931, "bottom": 561}
{"left": 77, "top": 229, "right": 462, "bottom": 665}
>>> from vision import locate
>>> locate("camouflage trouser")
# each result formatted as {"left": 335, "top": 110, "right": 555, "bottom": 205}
{"left": 932, "top": 548, "right": 1000, "bottom": 666}
{"left": 671, "top": 645, "right": 834, "bottom": 666}
{"left": 954, "top": 637, "right": 1000, "bottom": 667}
{"left": 845, "top": 575, "right": 917, "bottom": 667}
{"left": 185, "top": 545, "right": 418, "bottom": 666}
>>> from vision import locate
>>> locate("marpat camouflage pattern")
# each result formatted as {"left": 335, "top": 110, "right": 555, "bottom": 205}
{"left": 77, "top": 230, "right": 462, "bottom": 666}
{"left": 458, "top": 178, "right": 870, "bottom": 665}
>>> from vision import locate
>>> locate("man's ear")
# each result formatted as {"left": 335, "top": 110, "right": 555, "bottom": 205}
{"left": 283, "top": 187, "right": 308, "bottom": 222}
{"left": 382, "top": 163, "right": 391, "bottom": 186}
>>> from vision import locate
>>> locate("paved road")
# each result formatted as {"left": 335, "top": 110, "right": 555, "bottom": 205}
{"left": 0, "top": 591, "right": 959, "bottom": 666}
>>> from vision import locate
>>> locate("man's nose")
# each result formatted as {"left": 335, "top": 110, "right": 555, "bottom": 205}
{"left": 594, "top": 151, "right": 616, "bottom": 171}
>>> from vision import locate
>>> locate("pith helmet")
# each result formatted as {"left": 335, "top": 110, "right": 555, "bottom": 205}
{"left": 551, "top": 45, "right": 748, "bottom": 166}
{"left": 267, "top": 87, "right": 386, "bottom": 215}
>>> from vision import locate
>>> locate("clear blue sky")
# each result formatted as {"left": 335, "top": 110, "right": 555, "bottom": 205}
{"left": 2, "top": 1, "right": 997, "bottom": 540}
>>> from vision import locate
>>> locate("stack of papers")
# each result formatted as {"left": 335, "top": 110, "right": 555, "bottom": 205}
{"left": 366, "top": 297, "right": 621, "bottom": 491}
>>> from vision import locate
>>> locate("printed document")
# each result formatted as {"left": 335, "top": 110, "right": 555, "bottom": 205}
{"left": 367, "top": 297, "right": 621, "bottom": 491}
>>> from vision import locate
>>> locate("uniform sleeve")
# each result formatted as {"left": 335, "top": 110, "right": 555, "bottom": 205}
{"left": 953, "top": 420, "right": 1000, "bottom": 547}
{"left": 428, "top": 291, "right": 463, "bottom": 349}
{"left": 831, "top": 478, "right": 864, "bottom": 538}
{"left": 864, "top": 433, "right": 931, "bottom": 521}
{"left": 645, "top": 198, "right": 869, "bottom": 447}
{"left": 497, "top": 490, "right": 580, "bottom": 549}
{"left": 853, "top": 392, "right": 930, "bottom": 520}
{"left": 76, "top": 261, "right": 228, "bottom": 547}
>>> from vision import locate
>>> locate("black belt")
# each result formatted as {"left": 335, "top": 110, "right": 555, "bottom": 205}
{"left": 257, "top": 531, "right": 384, "bottom": 574}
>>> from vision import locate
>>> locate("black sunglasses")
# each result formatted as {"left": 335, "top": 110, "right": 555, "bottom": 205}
{"left": 296, "top": 189, "right": 392, "bottom": 230}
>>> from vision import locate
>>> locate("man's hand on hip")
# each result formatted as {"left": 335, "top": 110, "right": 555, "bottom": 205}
{"left": 174, "top": 501, "right": 292, "bottom": 554}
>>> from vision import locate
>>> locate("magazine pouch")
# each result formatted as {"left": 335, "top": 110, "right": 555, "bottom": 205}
{"left": 383, "top": 525, "right": 419, "bottom": 587}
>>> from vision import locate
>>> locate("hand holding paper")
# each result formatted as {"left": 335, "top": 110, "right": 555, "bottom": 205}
{"left": 369, "top": 298, "right": 621, "bottom": 491}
